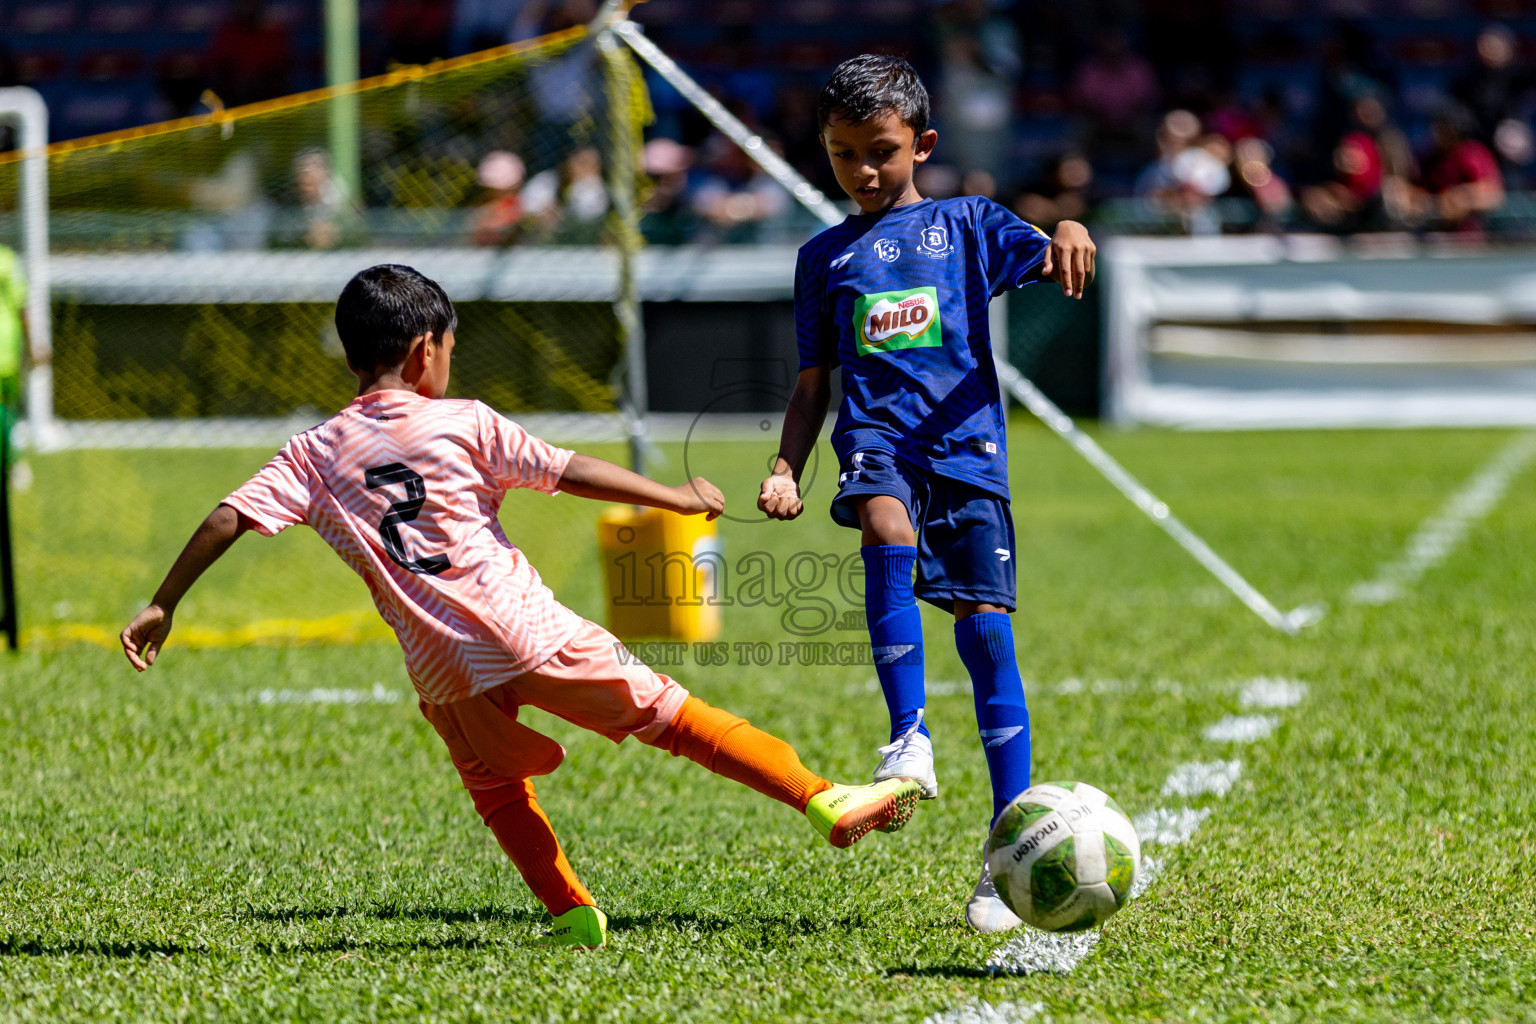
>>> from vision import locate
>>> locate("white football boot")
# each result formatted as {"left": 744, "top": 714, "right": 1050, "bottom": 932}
{"left": 966, "top": 838, "right": 1024, "bottom": 934}
{"left": 872, "top": 708, "right": 938, "bottom": 799}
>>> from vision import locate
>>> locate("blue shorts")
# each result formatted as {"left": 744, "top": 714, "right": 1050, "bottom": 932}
{"left": 830, "top": 449, "right": 1016, "bottom": 613}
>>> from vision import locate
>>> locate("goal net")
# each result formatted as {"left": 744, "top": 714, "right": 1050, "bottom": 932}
{"left": 0, "top": 23, "right": 650, "bottom": 451}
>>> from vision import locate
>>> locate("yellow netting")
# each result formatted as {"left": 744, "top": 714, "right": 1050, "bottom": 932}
{"left": 0, "top": 24, "right": 651, "bottom": 421}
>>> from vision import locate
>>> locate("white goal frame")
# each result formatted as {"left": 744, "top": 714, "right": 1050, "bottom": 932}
{"left": 0, "top": 88, "right": 53, "bottom": 449}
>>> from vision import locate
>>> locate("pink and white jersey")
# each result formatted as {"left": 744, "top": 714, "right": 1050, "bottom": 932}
{"left": 224, "top": 390, "right": 584, "bottom": 704}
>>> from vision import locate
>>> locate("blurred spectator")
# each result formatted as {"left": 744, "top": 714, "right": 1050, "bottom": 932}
{"left": 204, "top": 0, "right": 293, "bottom": 108}
{"left": 640, "top": 138, "right": 696, "bottom": 246}
{"left": 1206, "top": 89, "right": 1266, "bottom": 145}
{"left": 689, "top": 136, "right": 792, "bottom": 243}
{"left": 523, "top": 146, "right": 609, "bottom": 243}
{"left": 1014, "top": 153, "right": 1094, "bottom": 230}
{"left": 935, "top": 0, "right": 1022, "bottom": 184}
{"left": 1312, "top": 22, "right": 1394, "bottom": 180}
{"left": 1230, "top": 138, "right": 1291, "bottom": 232}
{"left": 1300, "top": 129, "right": 1383, "bottom": 233}
{"left": 183, "top": 150, "right": 274, "bottom": 251}
{"left": 1423, "top": 106, "right": 1505, "bottom": 234}
{"left": 1453, "top": 26, "right": 1534, "bottom": 146}
{"left": 292, "top": 148, "right": 358, "bottom": 250}
{"left": 1072, "top": 30, "right": 1160, "bottom": 149}
{"left": 1351, "top": 95, "right": 1421, "bottom": 229}
{"left": 470, "top": 150, "right": 527, "bottom": 247}
{"left": 1136, "top": 110, "right": 1229, "bottom": 234}
{"left": 1451, "top": 25, "right": 1536, "bottom": 189}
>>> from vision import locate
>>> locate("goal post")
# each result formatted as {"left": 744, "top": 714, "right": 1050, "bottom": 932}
{"left": 0, "top": 87, "right": 52, "bottom": 456}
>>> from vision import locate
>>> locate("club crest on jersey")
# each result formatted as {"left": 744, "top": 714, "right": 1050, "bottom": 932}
{"left": 916, "top": 223, "right": 955, "bottom": 259}
{"left": 872, "top": 238, "right": 901, "bottom": 262}
{"left": 853, "top": 287, "right": 942, "bottom": 355}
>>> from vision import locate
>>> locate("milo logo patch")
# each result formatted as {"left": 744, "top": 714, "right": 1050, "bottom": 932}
{"left": 854, "top": 287, "right": 942, "bottom": 356}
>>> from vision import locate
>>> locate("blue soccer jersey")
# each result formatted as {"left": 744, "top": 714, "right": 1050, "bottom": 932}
{"left": 795, "top": 195, "right": 1050, "bottom": 500}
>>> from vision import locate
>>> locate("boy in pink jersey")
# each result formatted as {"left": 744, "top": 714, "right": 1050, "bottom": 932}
{"left": 120, "top": 264, "right": 921, "bottom": 949}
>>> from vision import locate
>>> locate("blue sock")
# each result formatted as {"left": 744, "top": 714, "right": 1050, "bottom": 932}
{"left": 955, "top": 612, "right": 1031, "bottom": 824}
{"left": 862, "top": 545, "right": 927, "bottom": 741}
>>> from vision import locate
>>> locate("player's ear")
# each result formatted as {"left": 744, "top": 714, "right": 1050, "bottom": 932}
{"left": 913, "top": 129, "right": 938, "bottom": 164}
{"left": 406, "top": 331, "right": 434, "bottom": 377}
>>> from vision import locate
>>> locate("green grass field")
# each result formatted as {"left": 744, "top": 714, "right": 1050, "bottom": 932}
{"left": 3, "top": 424, "right": 1534, "bottom": 1022}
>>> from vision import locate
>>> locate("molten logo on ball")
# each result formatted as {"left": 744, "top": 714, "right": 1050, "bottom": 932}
{"left": 986, "top": 780, "right": 1141, "bottom": 932}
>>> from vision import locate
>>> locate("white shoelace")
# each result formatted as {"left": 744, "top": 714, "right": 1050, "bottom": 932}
{"left": 875, "top": 708, "right": 926, "bottom": 768}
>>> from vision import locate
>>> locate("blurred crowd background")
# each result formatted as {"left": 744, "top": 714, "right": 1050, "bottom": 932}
{"left": 5, "top": 0, "right": 1536, "bottom": 245}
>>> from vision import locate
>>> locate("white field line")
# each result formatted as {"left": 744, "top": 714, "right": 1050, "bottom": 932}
{"left": 920, "top": 1001, "right": 1044, "bottom": 1024}
{"left": 851, "top": 677, "right": 1198, "bottom": 699}
{"left": 1162, "top": 759, "right": 1243, "bottom": 798}
{"left": 1240, "top": 678, "right": 1308, "bottom": 709}
{"left": 1203, "top": 714, "right": 1279, "bottom": 743}
{"left": 986, "top": 932, "right": 1101, "bottom": 976}
{"left": 1130, "top": 854, "right": 1163, "bottom": 899}
{"left": 1133, "top": 805, "right": 1213, "bottom": 845}
{"left": 1350, "top": 431, "right": 1536, "bottom": 605}
{"left": 253, "top": 683, "right": 405, "bottom": 705}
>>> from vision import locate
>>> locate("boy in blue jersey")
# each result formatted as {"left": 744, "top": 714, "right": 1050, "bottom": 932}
{"left": 758, "top": 55, "right": 1096, "bottom": 933}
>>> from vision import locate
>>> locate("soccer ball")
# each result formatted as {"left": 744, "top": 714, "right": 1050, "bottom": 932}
{"left": 986, "top": 781, "right": 1141, "bottom": 932}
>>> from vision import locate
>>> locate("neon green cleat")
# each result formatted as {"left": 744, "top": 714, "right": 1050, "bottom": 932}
{"left": 806, "top": 778, "right": 922, "bottom": 849}
{"left": 534, "top": 905, "right": 608, "bottom": 950}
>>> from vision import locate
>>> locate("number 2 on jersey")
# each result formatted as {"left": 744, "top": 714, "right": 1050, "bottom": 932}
{"left": 364, "top": 463, "right": 452, "bottom": 575}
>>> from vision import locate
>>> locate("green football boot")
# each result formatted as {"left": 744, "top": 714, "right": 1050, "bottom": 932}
{"left": 806, "top": 778, "right": 922, "bottom": 849}
{"left": 534, "top": 905, "right": 608, "bottom": 950}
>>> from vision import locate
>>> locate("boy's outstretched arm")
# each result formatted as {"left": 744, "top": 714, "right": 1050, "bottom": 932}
{"left": 121, "top": 504, "right": 253, "bottom": 671}
{"left": 1036, "top": 220, "right": 1097, "bottom": 300}
{"left": 759, "top": 365, "right": 833, "bottom": 521}
{"left": 558, "top": 454, "right": 723, "bottom": 520}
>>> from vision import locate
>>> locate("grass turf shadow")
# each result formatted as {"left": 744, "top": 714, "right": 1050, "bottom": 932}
{"left": 883, "top": 964, "right": 1005, "bottom": 980}
{"left": 243, "top": 905, "right": 861, "bottom": 936}
{"left": 0, "top": 938, "right": 190, "bottom": 959}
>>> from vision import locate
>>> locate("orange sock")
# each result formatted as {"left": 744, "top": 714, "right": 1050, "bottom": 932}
{"left": 474, "top": 781, "right": 594, "bottom": 917}
{"left": 648, "top": 696, "right": 833, "bottom": 811}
